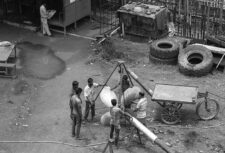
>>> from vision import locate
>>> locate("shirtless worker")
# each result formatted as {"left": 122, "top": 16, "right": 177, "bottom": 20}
{"left": 70, "top": 88, "right": 83, "bottom": 139}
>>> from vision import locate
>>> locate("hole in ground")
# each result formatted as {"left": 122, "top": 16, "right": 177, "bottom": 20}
{"left": 158, "top": 42, "right": 173, "bottom": 49}
{"left": 187, "top": 53, "right": 203, "bottom": 65}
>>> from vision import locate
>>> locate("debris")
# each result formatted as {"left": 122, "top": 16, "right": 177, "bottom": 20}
{"left": 153, "top": 129, "right": 159, "bottom": 134}
{"left": 66, "top": 67, "right": 71, "bottom": 71}
{"left": 183, "top": 131, "right": 199, "bottom": 149}
{"left": 166, "top": 129, "right": 175, "bottom": 136}
{"left": 165, "top": 142, "right": 172, "bottom": 147}
{"left": 7, "top": 100, "right": 14, "bottom": 104}
{"left": 22, "top": 124, "right": 29, "bottom": 127}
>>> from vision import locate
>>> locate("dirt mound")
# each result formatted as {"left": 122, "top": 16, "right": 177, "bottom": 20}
{"left": 87, "top": 37, "right": 128, "bottom": 64}
{"left": 87, "top": 37, "right": 148, "bottom": 65}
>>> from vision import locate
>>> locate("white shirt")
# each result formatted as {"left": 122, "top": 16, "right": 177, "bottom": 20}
{"left": 40, "top": 5, "right": 48, "bottom": 19}
{"left": 136, "top": 97, "right": 147, "bottom": 118}
{"left": 84, "top": 83, "right": 98, "bottom": 101}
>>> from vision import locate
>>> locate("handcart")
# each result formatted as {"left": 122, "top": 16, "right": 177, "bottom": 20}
{"left": 151, "top": 83, "right": 220, "bottom": 124}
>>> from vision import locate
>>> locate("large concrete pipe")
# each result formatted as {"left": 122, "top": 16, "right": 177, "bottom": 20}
{"left": 100, "top": 86, "right": 118, "bottom": 107}
{"left": 121, "top": 86, "right": 141, "bottom": 107}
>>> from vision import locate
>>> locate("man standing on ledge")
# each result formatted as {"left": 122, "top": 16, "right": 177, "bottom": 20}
{"left": 40, "top": 1, "right": 52, "bottom": 36}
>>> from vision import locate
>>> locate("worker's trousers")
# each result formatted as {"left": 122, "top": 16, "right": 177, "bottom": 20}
{"left": 41, "top": 18, "right": 51, "bottom": 36}
{"left": 84, "top": 100, "right": 95, "bottom": 120}
{"left": 110, "top": 124, "right": 120, "bottom": 146}
{"left": 71, "top": 114, "right": 81, "bottom": 138}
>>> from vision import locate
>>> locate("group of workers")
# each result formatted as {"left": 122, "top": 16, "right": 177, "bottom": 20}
{"left": 69, "top": 74, "right": 148, "bottom": 147}
{"left": 69, "top": 78, "right": 102, "bottom": 139}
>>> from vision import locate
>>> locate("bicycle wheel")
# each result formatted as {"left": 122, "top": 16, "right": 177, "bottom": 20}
{"left": 161, "top": 105, "right": 181, "bottom": 125}
{"left": 196, "top": 98, "right": 220, "bottom": 120}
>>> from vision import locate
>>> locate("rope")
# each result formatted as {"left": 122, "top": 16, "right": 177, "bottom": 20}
{"left": 0, "top": 140, "right": 107, "bottom": 148}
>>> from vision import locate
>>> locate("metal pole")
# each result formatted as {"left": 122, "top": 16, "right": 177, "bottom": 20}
{"left": 206, "top": 1, "right": 211, "bottom": 35}
{"left": 219, "top": 0, "right": 224, "bottom": 33}
{"left": 93, "top": 63, "right": 119, "bottom": 103}
{"left": 126, "top": 69, "right": 153, "bottom": 97}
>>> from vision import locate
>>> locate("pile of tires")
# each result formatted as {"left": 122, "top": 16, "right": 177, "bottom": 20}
{"left": 149, "top": 38, "right": 180, "bottom": 65}
{"left": 178, "top": 44, "right": 213, "bottom": 77}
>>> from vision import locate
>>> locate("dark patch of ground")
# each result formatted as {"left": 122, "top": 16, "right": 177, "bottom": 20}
{"left": 17, "top": 41, "right": 66, "bottom": 80}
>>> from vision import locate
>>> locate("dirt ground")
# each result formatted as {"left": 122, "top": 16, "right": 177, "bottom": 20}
{"left": 0, "top": 23, "right": 225, "bottom": 153}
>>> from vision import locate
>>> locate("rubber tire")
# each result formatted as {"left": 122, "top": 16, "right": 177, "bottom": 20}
{"left": 196, "top": 98, "right": 220, "bottom": 120}
{"left": 178, "top": 44, "right": 213, "bottom": 77}
{"left": 149, "top": 52, "right": 177, "bottom": 65}
{"left": 150, "top": 38, "right": 179, "bottom": 59}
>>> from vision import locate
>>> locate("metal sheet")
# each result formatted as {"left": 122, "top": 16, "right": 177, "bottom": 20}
{"left": 0, "top": 45, "right": 14, "bottom": 61}
{"left": 152, "top": 84, "right": 198, "bottom": 104}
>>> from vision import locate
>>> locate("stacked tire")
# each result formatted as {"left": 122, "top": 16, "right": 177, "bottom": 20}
{"left": 178, "top": 44, "right": 213, "bottom": 77}
{"left": 149, "top": 38, "right": 180, "bottom": 65}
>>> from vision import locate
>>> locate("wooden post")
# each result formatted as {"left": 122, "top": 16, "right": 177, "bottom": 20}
{"left": 178, "top": 0, "right": 181, "bottom": 17}
{"left": 122, "top": 22, "right": 125, "bottom": 37}
{"left": 206, "top": 1, "right": 211, "bottom": 35}
{"left": 219, "top": 0, "right": 224, "bottom": 33}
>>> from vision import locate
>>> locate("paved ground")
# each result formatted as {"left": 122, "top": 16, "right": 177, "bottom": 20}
{"left": 0, "top": 23, "right": 225, "bottom": 153}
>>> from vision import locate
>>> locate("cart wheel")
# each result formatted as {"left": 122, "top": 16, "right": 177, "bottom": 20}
{"left": 161, "top": 105, "right": 181, "bottom": 125}
{"left": 196, "top": 98, "right": 220, "bottom": 120}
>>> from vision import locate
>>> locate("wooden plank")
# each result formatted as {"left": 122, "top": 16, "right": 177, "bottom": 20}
{"left": 152, "top": 84, "right": 198, "bottom": 104}
{"left": 0, "top": 63, "right": 16, "bottom": 68}
{"left": 206, "top": 34, "right": 225, "bottom": 47}
{"left": 194, "top": 43, "right": 225, "bottom": 54}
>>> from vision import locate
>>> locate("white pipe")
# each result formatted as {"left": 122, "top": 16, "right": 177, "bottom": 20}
{"left": 130, "top": 117, "right": 158, "bottom": 142}
{"left": 127, "top": 115, "right": 174, "bottom": 153}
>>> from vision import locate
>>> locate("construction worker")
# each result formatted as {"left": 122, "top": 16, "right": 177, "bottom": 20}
{"left": 134, "top": 92, "right": 147, "bottom": 126}
{"left": 70, "top": 81, "right": 79, "bottom": 120}
{"left": 70, "top": 88, "right": 83, "bottom": 139}
{"left": 84, "top": 78, "right": 102, "bottom": 121}
{"left": 40, "top": 1, "right": 52, "bottom": 36}
{"left": 110, "top": 99, "right": 124, "bottom": 147}
{"left": 112, "top": 75, "right": 130, "bottom": 93}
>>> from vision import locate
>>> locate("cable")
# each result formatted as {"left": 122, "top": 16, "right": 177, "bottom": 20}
{"left": 0, "top": 140, "right": 107, "bottom": 148}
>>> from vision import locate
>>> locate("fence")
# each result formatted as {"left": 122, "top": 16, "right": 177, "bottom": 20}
{"left": 92, "top": 0, "right": 225, "bottom": 41}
